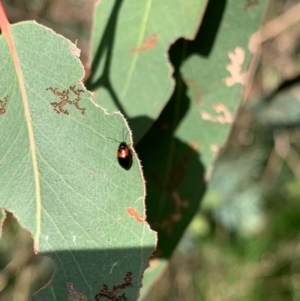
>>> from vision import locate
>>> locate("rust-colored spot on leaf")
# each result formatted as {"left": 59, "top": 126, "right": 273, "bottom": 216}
{"left": 95, "top": 272, "right": 132, "bottom": 301}
{"left": 67, "top": 282, "right": 87, "bottom": 301}
{"left": 156, "top": 191, "right": 189, "bottom": 236}
{"left": 149, "top": 258, "right": 159, "bottom": 269}
{"left": 0, "top": 95, "right": 8, "bottom": 115}
{"left": 46, "top": 86, "right": 85, "bottom": 115}
{"left": 126, "top": 207, "right": 145, "bottom": 223}
{"left": 131, "top": 34, "right": 158, "bottom": 53}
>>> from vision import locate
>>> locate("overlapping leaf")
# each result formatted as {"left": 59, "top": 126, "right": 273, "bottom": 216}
{"left": 86, "top": 0, "right": 208, "bottom": 142}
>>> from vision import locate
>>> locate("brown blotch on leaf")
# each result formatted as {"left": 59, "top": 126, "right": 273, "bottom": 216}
{"left": 0, "top": 95, "right": 8, "bottom": 115}
{"left": 47, "top": 87, "right": 71, "bottom": 115}
{"left": 94, "top": 272, "right": 132, "bottom": 301}
{"left": 46, "top": 86, "right": 86, "bottom": 115}
{"left": 150, "top": 148, "right": 194, "bottom": 233}
{"left": 156, "top": 191, "right": 189, "bottom": 235}
{"left": 67, "top": 282, "right": 87, "bottom": 301}
{"left": 167, "top": 149, "right": 195, "bottom": 192}
{"left": 126, "top": 207, "right": 145, "bottom": 223}
{"left": 151, "top": 191, "right": 189, "bottom": 234}
{"left": 70, "top": 85, "right": 86, "bottom": 114}
{"left": 131, "top": 34, "right": 158, "bottom": 53}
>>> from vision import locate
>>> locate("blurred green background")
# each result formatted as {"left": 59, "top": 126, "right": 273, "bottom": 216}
{"left": 2, "top": 0, "right": 300, "bottom": 300}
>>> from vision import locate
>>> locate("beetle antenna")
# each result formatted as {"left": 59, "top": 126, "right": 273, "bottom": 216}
{"left": 106, "top": 137, "right": 120, "bottom": 144}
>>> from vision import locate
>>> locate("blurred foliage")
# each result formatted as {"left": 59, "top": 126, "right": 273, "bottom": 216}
{"left": 2, "top": 0, "right": 94, "bottom": 66}
{"left": 1, "top": 0, "right": 300, "bottom": 300}
{"left": 144, "top": 178, "right": 300, "bottom": 301}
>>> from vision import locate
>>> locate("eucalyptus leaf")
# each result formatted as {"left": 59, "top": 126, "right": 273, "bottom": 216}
{"left": 0, "top": 21, "right": 156, "bottom": 300}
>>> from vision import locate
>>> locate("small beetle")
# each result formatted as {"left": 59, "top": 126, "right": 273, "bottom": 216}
{"left": 117, "top": 141, "right": 132, "bottom": 170}
{"left": 107, "top": 130, "right": 133, "bottom": 170}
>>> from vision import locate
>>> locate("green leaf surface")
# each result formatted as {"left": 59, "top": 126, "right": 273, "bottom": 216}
{"left": 86, "top": 0, "right": 208, "bottom": 142}
{"left": 0, "top": 21, "right": 156, "bottom": 300}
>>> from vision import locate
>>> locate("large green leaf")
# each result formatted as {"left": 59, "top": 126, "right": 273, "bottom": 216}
{"left": 0, "top": 20, "right": 156, "bottom": 300}
{"left": 86, "top": 0, "right": 208, "bottom": 142}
